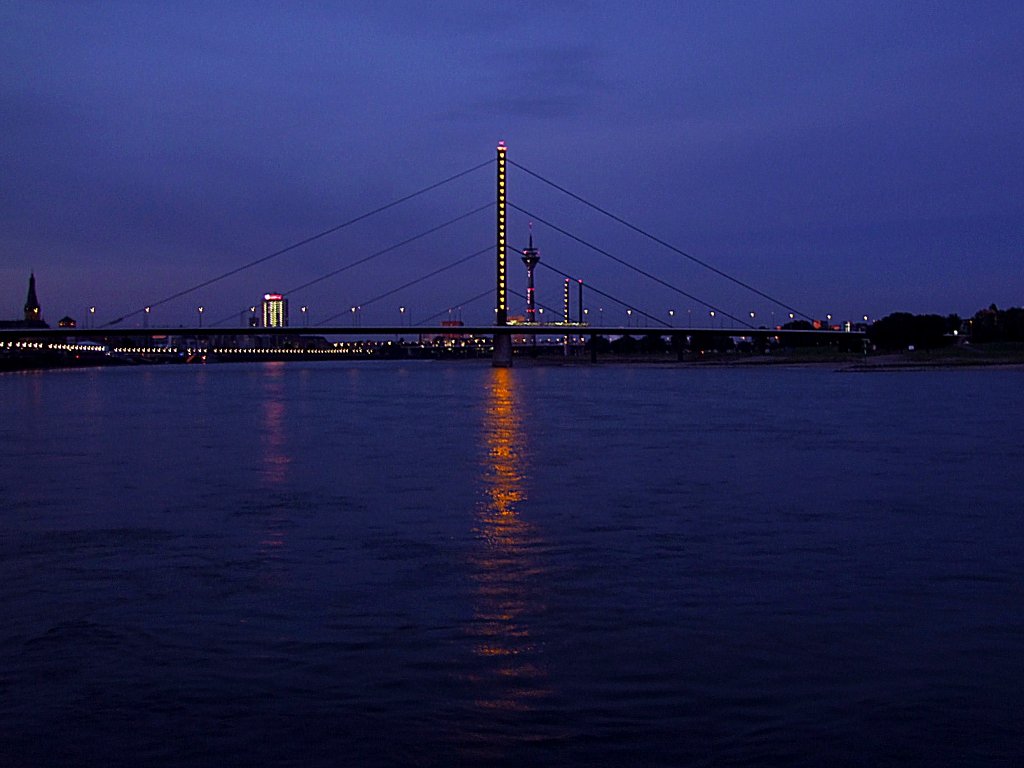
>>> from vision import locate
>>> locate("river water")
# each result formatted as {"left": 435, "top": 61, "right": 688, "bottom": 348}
{"left": 2, "top": 361, "right": 1022, "bottom": 766}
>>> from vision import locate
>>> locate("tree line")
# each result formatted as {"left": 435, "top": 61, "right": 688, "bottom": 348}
{"left": 859, "top": 305, "right": 1023, "bottom": 350}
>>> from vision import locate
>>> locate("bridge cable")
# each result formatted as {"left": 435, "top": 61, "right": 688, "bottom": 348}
{"left": 414, "top": 288, "right": 493, "bottom": 326}
{"left": 508, "top": 244, "right": 667, "bottom": 326}
{"left": 413, "top": 287, "right": 561, "bottom": 328}
{"left": 534, "top": 256, "right": 715, "bottom": 328}
{"left": 509, "top": 160, "right": 812, "bottom": 321}
{"left": 515, "top": 239, "right": 731, "bottom": 326}
{"left": 510, "top": 202, "right": 752, "bottom": 329}
{"left": 531, "top": 259, "right": 670, "bottom": 328}
{"left": 104, "top": 158, "right": 494, "bottom": 327}
{"left": 315, "top": 245, "right": 492, "bottom": 325}
{"left": 210, "top": 203, "right": 492, "bottom": 327}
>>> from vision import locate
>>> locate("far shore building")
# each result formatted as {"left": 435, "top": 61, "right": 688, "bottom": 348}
{"left": 0, "top": 273, "right": 49, "bottom": 329}
{"left": 262, "top": 293, "right": 288, "bottom": 328}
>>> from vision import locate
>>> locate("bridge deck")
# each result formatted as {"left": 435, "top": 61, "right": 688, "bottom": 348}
{"left": 1, "top": 325, "right": 862, "bottom": 340}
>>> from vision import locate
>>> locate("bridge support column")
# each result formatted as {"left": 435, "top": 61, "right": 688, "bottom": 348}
{"left": 673, "top": 332, "right": 686, "bottom": 361}
{"left": 492, "top": 332, "right": 513, "bottom": 367}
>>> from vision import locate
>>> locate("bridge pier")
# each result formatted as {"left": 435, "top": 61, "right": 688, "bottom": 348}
{"left": 673, "top": 332, "right": 686, "bottom": 361}
{"left": 492, "top": 332, "right": 513, "bottom": 367}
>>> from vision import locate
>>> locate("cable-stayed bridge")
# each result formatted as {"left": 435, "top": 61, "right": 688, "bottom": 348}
{"left": 2, "top": 142, "right": 863, "bottom": 366}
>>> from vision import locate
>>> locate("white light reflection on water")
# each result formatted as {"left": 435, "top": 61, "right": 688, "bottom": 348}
{"left": 259, "top": 362, "right": 291, "bottom": 487}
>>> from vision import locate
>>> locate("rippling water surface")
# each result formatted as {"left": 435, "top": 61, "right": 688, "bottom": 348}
{"left": 2, "top": 361, "right": 1022, "bottom": 766}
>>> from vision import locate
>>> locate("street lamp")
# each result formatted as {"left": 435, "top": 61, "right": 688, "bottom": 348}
{"left": 301, "top": 306, "right": 308, "bottom": 327}
{"left": 197, "top": 306, "right": 204, "bottom": 327}
{"left": 144, "top": 306, "right": 150, "bottom": 329}
{"left": 399, "top": 306, "right": 406, "bottom": 326}
{"left": 709, "top": 310, "right": 716, "bottom": 327}
{"left": 88, "top": 306, "right": 96, "bottom": 329}
{"left": 668, "top": 309, "right": 675, "bottom": 326}
{"left": 626, "top": 308, "right": 633, "bottom": 326}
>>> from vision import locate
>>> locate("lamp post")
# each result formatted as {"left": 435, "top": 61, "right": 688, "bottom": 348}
{"left": 668, "top": 309, "right": 675, "bottom": 326}
{"left": 626, "top": 308, "right": 633, "bottom": 327}
{"left": 301, "top": 306, "right": 308, "bottom": 327}
{"left": 709, "top": 310, "right": 716, "bottom": 328}
{"left": 399, "top": 306, "right": 406, "bottom": 326}
{"left": 88, "top": 306, "right": 95, "bottom": 329}
{"left": 197, "top": 306, "right": 204, "bottom": 328}
{"left": 144, "top": 306, "right": 150, "bottom": 329}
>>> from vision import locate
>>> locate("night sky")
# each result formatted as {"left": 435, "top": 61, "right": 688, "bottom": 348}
{"left": 2, "top": 1, "right": 1021, "bottom": 328}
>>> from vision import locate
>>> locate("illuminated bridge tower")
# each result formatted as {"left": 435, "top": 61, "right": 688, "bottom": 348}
{"left": 521, "top": 227, "right": 540, "bottom": 323}
{"left": 493, "top": 141, "right": 513, "bottom": 366}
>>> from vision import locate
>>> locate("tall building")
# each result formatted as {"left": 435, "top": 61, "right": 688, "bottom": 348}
{"left": 24, "top": 272, "right": 41, "bottom": 323}
{"left": 262, "top": 293, "right": 288, "bottom": 328}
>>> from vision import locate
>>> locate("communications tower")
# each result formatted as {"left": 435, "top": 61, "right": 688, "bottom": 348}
{"left": 521, "top": 227, "right": 540, "bottom": 323}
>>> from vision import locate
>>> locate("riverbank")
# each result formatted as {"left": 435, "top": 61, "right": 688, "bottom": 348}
{"left": 535, "top": 343, "right": 1024, "bottom": 370}
{"left": 4, "top": 343, "right": 1023, "bottom": 373}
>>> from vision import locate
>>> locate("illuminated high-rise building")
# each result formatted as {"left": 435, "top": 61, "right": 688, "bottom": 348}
{"left": 262, "top": 293, "right": 288, "bottom": 328}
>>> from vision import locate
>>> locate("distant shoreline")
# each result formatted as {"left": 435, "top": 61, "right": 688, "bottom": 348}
{"left": 3, "top": 346, "right": 1023, "bottom": 374}
{"left": 522, "top": 345, "right": 1024, "bottom": 371}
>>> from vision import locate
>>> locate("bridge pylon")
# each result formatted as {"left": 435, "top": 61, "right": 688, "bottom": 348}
{"left": 493, "top": 140, "right": 512, "bottom": 367}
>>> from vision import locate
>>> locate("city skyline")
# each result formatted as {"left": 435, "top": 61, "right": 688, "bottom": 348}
{"left": 2, "top": 2, "right": 1022, "bottom": 327}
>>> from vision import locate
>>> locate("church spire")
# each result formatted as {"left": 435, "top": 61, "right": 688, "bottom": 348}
{"left": 24, "top": 272, "right": 41, "bottom": 323}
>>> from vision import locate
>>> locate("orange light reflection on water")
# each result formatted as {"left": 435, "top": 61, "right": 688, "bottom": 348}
{"left": 469, "top": 367, "right": 550, "bottom": 714}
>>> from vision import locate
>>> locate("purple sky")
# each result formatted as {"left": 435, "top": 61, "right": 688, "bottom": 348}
{"left": 2, "top": 1, "right": 1022, "bottom": 328}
